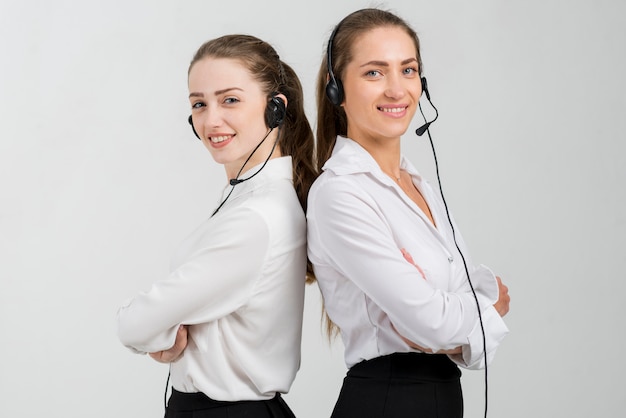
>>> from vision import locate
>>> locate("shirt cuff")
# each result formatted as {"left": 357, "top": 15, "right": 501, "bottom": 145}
{"left": 450, "top": 305, "right": 509, "bottom": 369}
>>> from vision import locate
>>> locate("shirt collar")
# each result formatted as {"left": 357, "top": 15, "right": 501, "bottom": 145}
{"left": 322, "top": 136, "right": 422, "bottom": 181}
{"left": 220, "top": 156, "right": 293, "bottom": 200}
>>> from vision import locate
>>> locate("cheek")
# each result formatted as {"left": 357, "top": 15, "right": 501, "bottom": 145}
{"left": 343, "top": 85, "right": 370, "bottom": 110}
{"left": 411, "top": 85, "right": 423, "bottom": 100}
{"left": 235, "top": 108, "right": 266, "bottom": 133}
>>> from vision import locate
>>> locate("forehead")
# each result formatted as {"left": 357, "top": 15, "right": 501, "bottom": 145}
{"left": 188, "top": 57, "right": 259, "bottom": 92}
{"left": 349, "top": 26, "right": 417, "bottom": 64}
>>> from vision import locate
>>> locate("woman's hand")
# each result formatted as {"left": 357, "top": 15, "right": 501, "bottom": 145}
{"left": 493, "top": 276, "right": 510, "bottom": 317}
{"left": 149, "top": 325, "right": 188, "bottom": 363}
{"left": 397, "top": 330, "right": 463, "bottom": 355}
{"left": 400, "top": 248, "right": 426, "bottom": 280}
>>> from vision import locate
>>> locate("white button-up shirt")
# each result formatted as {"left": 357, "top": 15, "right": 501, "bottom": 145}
{"left": 307, "top": 137, "right": 508, "bottom": 370}
{"left": 117, "top": 156, "right": 306, "bottom": 400}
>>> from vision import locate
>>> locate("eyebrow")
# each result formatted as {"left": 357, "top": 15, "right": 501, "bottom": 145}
{"left": 359, "top": 58, "right": 418, "bottom": 67}
{"left": 188, "top": 87, "right": 243, "bottom": 99}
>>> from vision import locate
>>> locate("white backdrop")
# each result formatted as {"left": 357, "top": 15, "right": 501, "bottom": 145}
{"left": 1, "top": 0, "right": 625, "bottom": 417}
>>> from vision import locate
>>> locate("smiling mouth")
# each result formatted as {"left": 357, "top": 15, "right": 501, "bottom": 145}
{"left": 209, "top": 135, "right": 234, "bottom": 143}
{"left": 378, "top": 106, "right": 408, "bottom": 113}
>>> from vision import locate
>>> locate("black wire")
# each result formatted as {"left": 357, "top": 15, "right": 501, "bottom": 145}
{"left": 163, "top": 367, "right": 170, "bottom": 416}
{"left": 211, "top": 126, "right": 279, "bottom": 217}
{"left": 418, "top": 103, "right": 489, "bottom": 418}
{"left": 210, "top": 181, "right": 237, "bottom": 217}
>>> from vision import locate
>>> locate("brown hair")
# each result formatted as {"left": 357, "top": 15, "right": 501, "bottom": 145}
{"left": 316, "top": 8, "right": 422, "bottom": 172}
{"left": 315, "top": 8, "right": 423, "bottom": 338}
{"left": 190, "top": 34, "right": 317, "bottom": 282}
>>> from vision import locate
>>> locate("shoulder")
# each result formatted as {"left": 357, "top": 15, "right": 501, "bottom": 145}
{"left": 247, "top": 178, "right": 304, "bottom": 221}
{"left": 307, "top": 171, "right": 379, "bottom": 219}
{"left": 230, "top": 179, "right": 306, "bottom": 249}
{"left": 209, "top": 204, "right": 271, "bottom": 244}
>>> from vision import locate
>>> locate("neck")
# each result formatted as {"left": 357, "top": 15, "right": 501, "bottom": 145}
{"left": 349, "top": 134, "right": 402, "bottom": 180}
{"left": 224, "top": 128, "right": 281, "bottom": 181}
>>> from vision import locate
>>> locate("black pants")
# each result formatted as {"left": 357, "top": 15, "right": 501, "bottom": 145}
{"left": 164, "top": 389, "right": 296, "bottom": 418}
{"left": 331, "top": 353, "right": 463, "bottom": 418}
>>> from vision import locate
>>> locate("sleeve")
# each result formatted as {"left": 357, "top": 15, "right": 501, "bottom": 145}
{"left": 116, "top": 207, "right": 269, "bottom": 354}
{"left": 308, "top": 178, "right": 506, "bottom": 361}
{"left": 446, "top": 265, "right": 509, "bottom": 370}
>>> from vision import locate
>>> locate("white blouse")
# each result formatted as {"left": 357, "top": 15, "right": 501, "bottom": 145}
{"left": 117, "top": 156, "right": 306, "bottom": 401}
{"left": 307, "top": 137, "right": 509, "bottom": 370}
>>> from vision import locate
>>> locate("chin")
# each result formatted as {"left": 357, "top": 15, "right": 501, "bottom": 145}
{"left": 205, "top": 150, "right": 230, "bottom": 165}
{"left": 381, "top": 127, "right": 410, "bottom": 139}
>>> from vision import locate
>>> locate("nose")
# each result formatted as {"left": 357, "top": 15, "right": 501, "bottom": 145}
{"left": 384, "top": 74, "right": 406, "bottom": 100}
{"left": 201, "top": 105, "right": 223, "bottom": 131}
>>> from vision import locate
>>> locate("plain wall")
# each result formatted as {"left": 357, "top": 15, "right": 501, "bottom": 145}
{"left": 1, "top": 0, "right": 624, "bottom": 416}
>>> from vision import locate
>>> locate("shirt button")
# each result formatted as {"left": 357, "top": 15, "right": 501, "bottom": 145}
{"left": 448, "top": 256, "right": 454, "bottom": 263}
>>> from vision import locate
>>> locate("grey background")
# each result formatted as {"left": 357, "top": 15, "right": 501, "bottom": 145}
{"left": 1, "top": 0, "right": 624, "bottom": 416}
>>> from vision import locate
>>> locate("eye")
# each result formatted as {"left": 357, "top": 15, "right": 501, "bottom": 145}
{"left": 191, "top": 101, "right": 205, "bottom": 109}
{"left": 223, "top": 97, "right": 240, "bottom": 105}
{"left": 403, "top": 67, "right": 418, "bottom": 76}
{"left": 364, "top": 69, "right": 381, "bottom": 78}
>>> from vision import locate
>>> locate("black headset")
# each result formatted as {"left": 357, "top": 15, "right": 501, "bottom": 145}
{"left": 188, "top": 95, "right": 286, "bottom": 140}
{"left": 325, "top": 24, "right": 344, "bottom": 106}
{"left": 325, "top": 22, "right": 428, "bottom": 107}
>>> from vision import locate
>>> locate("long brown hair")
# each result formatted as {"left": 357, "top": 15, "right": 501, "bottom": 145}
{"left": 190, "top": 34, "right": 317, "bottom": 283}
{"left": 315, "top": 9, "right": 423, "bottom": 338}
{"left": 316, "top": 8, "right": 422, "bottom": 172}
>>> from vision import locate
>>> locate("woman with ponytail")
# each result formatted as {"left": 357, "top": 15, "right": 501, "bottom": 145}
{"left": 117, "top": 34, "right": 315, "bottom": 417}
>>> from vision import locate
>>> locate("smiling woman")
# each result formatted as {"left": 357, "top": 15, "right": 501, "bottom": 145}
{"left": 116, "top": 34, "right": 316, "bottom": 418}
{"left": 188, "top": 58, "right": 286, "bottom": 176}
{"left": 306, "top": 8, "right": 510, "bottom": 418}
{"left": 341, "top": 26, "right": 423, "bottom": 151}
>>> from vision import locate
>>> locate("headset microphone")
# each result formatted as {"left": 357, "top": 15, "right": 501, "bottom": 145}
{"left": 415, "top": 77, "right": 439, "bottom": 136}
{"left": 415, "top": 121, "right": 432, "bottom": 137}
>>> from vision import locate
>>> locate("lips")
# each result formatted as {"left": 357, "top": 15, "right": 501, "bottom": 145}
{"left": 379, "top": 106, "right": 406, "bottom": 113}
{"left": 378, "top": 105, "right": 409, "bottom": 118}
{"left": 206, "top": 134, "right": 235, "bottom": 148}
{"left": 209, "top": 135, "right": 234, "bottom": 143}
{"left": 378, "top": 106, "right": 408, "bottom": 113}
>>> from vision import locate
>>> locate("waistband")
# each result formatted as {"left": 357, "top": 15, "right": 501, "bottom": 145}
{"left": 166, "top": 388, "right": 287, "bottom": 412}
{"left": 348, "top": 352, "right": 461, "bottom": 382}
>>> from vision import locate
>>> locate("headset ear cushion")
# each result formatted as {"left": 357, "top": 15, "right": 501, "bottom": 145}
{"left": 325, "top": 78, "right": 344, "bottom": 106}
{"left": 265, "top": 96, "right": 286, "bottom": 128}
{"left": 188, "top": 115, "right": 200, "bottom": 140}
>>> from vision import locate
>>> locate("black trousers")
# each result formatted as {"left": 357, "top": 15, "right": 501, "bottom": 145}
{"left": 330, "top": 352, "right": 463, "bottom": 418}
{"left": 164, "top": 389, "right": 296, "bottom": 418}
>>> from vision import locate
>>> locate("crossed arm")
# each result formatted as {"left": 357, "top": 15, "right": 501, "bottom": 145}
{"left": 396, "top": 248, "right": 510, "bottom": 355}
{"left": 147, "top": 250, "right": 511, "bottom": 363}
{"left": 149, "top": 324, "right": 189, "bottom": 363}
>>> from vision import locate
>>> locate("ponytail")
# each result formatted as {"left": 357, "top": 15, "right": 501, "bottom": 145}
{"left": 277, "top": 62, "right": 316, "bottom": 214}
